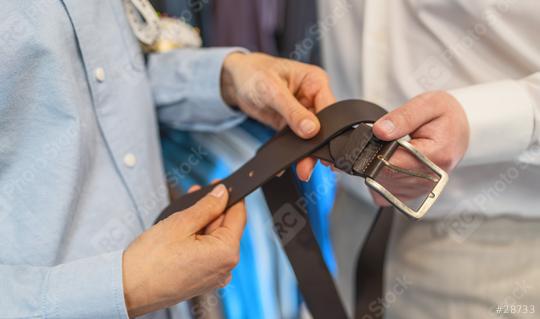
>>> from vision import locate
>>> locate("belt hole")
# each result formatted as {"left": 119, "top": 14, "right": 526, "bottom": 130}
{"left": 248, "top": 170, "right": 254, "bottom": 177}
{"left": 228, "top": 186, "right": 233, "bottom": 193}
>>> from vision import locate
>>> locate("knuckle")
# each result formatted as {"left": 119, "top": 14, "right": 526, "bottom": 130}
{"left": 248, "top": 71, "right": 271, "bottom": 92}
{"left": 319, "top": 71, "right": 330, "bottom": 83}
{"left": 219, "top": 274, "right": 232, "bottom": 288}
{"left": 272, "top": 86, "right": 288, "bottom": 102}
{"left": 416, "top": 91, "right": 437, "bottom": 104}
{"left": 433, "top": 153, "right": 453, "bottom": 170}
{"left": 228, "top": 253, "right": 240, "bottom": 269}
{"left": 164, "top": 210, "right": 188, "bottom": 230}
{"left": 200, "top": 196, "right": 223, "bottom": 213}
{"left": 310, "top": 65, "right": 327, "bottom": 77}
{"left": 256, "top": 69, "right": 275, "bottom": 83}
{"left": 169, "top": 210, "right": 185, "bottom": 223}
{"left": 397, "top": 106, "right": 416, "bottom": 125}
{"left": 271, "top": 113, "right": 286, "bottom": 129}
{"left": 260, "top": 79, "right": 281, "bottom": 103}
{"left": 304, "top": 66, "right": 330, "bottom": 89}
{"left": 287, "top": 107, "right": 307, "bottom": 123}
{"left": 222, "top": 245, "right": 240, "bottom": 269}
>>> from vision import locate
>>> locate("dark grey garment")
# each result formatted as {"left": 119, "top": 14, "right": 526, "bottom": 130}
{"left": 205, "top": 0, "right": 320, "bottom": 64}
{"left": 206, "top": 0, "right": 282, "bottom": 55}
{"left": 277, "top": 0, "right": 320, "bottom": 64}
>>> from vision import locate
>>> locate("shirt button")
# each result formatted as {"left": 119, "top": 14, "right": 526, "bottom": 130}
{"left": 123, "top": 153, "right": 137, "bottom": 168}
{"left": 95, "top": 67, "right": 106, "bottom": 82}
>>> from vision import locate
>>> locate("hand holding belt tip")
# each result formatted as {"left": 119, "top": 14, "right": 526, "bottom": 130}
{"left": 155, "top": 100, "right": 448, "bottom": 319}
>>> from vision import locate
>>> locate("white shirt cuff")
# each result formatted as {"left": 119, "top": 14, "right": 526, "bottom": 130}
{"left": 449, "top": 80, "right": 535, "bottom": 166}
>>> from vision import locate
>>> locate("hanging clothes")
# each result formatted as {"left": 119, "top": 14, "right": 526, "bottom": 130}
{"left": 208, "top": 0, "right": 282, "bottom": 55}
{"left": 154, "top": 1, "right": 334, "bottom": 318}
{"left": 277, "top": 0, "right": 321, "bottom": 64}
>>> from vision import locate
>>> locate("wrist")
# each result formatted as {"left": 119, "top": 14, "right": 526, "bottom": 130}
{"left": 122, "top": 245, "right": 164, "bottom": 318}
{"left": 123, "top": 248, "right": 148, "bottom": 317}
{"left": 220, "top": 52, "right": 245, "bottom": 107}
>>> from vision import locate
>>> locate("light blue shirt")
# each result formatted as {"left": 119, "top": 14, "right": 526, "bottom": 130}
{"left": 0, "top": 1, "right": 243, "bottom": 318}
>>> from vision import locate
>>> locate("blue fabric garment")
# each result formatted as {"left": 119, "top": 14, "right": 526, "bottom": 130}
{"left": 297, "top": 165, "right": 339, "bottom": 275}
{"left": 162, "top": 119, "right": 339, "bottom": 319}
{"left": 0, "top": 1, "right": 244, "bottom": 318}
{"left": 161, "top": 129, "right": 229, "bottom": 189}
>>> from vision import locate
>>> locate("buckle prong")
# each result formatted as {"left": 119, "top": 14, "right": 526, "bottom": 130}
{"left": 365, "top": 139, "right": 448, "bottom": 219}
{"left": 376, "top": 155, "right": 440, "bottom": 183}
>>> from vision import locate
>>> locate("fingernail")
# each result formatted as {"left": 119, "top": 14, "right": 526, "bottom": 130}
{"left": 300, "top": 119, "right": 317, "bottom": 136}
{"left": 378, "top": 119, "right": 396, "bottom": 135}
{"left": 210, "top": 184, "right": 226, "bottom": 198}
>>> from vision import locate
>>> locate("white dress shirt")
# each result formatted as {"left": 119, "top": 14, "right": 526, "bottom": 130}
{"left": 317, "top": 0, "right": 540, "bottom": 218}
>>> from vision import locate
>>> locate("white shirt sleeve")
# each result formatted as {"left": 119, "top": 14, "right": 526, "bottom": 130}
{"left": 449, "top": 72, "right": 540, "bottom": 166}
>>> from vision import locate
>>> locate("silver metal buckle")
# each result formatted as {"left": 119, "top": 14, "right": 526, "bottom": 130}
{"left": 365, "top": 139, "right": 448, "bottom": 219}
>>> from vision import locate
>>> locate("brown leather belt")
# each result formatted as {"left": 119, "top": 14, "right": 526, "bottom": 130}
{"left": 156, "top": 100, "right": 448, "bottom": 318}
